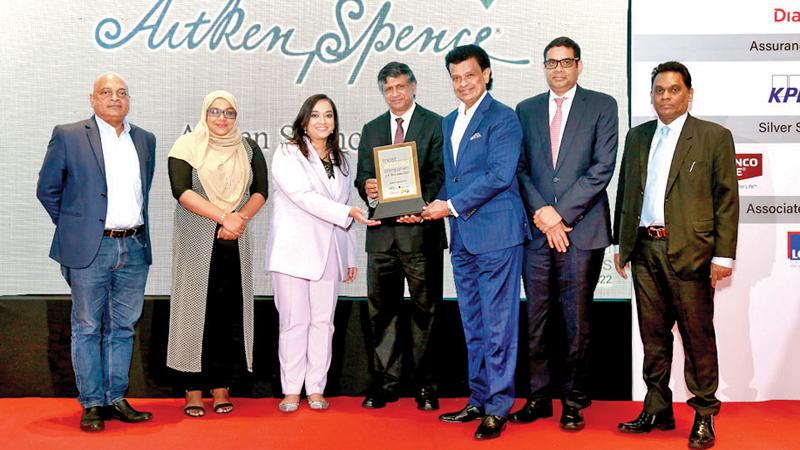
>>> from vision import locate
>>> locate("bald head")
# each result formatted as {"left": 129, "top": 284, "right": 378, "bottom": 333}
{"left": 90, "top": 72, "right": 130, "bottom": 132}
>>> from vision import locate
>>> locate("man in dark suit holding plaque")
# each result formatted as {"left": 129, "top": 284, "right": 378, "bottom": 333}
{"left": 614, "top": 61, "right": 738, "bottom": 449}
{"left": 355, "top": 61, "right": 447, "bottom": 411}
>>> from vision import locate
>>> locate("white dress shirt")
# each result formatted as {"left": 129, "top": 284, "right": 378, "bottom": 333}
{"left": 95, "top": 115, "right": 143, "bottom": 229}
{"left": 447, "top": 90, "right": 488, "bottom": 217}
{"left": 548, "top": 84, "right": 577, "bottom": 155}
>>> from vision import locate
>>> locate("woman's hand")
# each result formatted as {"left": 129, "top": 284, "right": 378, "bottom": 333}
{"left": 349, "top": 207, "right": 381, "bottom": 226}
{"left": 222, "top": 211, "right": 247, "bottom": 234}
{"left": 344, "top": 267, "right": 357, "bottom": 283}
{"left": 217, "top": 227, "right": 239, "bottom": 240}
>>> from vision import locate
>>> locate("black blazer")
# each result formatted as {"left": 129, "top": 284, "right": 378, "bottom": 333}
{"left": 355, "top": 104, "right": 447, "bottom": 253}
{"left": 613, "top": 114, "right": 739, "bottom": 280}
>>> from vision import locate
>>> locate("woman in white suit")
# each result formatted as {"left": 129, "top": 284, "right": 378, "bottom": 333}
{"left": 266, "top": 94, "right": 378, "bottom": 412}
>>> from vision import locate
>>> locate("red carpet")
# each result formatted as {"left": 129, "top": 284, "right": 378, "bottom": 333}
{"left": 2, "top": 397, "right": 798, "bottom": 449}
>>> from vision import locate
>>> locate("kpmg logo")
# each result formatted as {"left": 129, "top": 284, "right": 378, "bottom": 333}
{"left": 736, "top": 154, "right": 763, "bottom": 180}
{"left": 788, "top": 232, "right": 800, "bottom": 261}
{"left": 768, "top": 74, "right": 800, "bottom": 103}
{"left": 94, "top": 0, "right": 529, "bottom": 85}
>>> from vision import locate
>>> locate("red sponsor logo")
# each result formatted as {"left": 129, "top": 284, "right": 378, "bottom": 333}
{"left": 774, "top": 8, "right": 800, "bottom": 22}
{"left": 736, "top": 154, "right": 763, "bottom": 180}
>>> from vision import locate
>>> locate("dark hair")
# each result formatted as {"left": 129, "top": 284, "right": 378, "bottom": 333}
{"left": 543, "top": 36, "right": 581, "bottom": 60}
{"left": 444, "top": 44, "right": 493, "bottom": 90}
{"left": 290, "top": 94, "right": 348, "bottom": 175}
{"left": 650, "top": 61, "right": 692, "bottom": 89}
{"left": 377, "top": 61, "right": 417, "bottom": 92}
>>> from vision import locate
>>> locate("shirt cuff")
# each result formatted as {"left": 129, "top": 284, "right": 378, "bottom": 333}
{"left": 711, "top": 257, "right": 734, "bottom": 268}
{"left": 368, "top": 197, "right": 379, "bottom": 208}
{"left": 614, "top": 245, "right": 619, "bottom": 253}
{"left": 447, "top": 200, "right": 459, "bottom": 218}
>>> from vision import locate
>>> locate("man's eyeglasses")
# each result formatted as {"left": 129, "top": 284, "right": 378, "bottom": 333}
{"left": 98, "top": 89, "right": 129, "bottom": 99}
{"left": 543, "top": 58, "right": 580, "bottom": 69}
{"left": 207, "top": 108, "right": 237, "bottom": 119}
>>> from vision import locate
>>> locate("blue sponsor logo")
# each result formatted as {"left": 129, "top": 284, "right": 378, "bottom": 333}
{"left": 789, "top": 232, "right": 800, "bottom": 260}
{"left": 94, "top": 0, "right": 529, "bottom": 85}
{"left": 769, "top": 74, "right": 800, "bottom": 103}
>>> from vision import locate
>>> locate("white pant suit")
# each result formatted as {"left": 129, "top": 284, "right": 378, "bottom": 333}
{"left": 266, "top": 140, "right": 357, "bottom": 395}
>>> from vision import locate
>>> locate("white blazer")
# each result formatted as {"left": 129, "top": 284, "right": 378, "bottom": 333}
{"left": 265, "top": 139, "right": 357, "bottom": 281}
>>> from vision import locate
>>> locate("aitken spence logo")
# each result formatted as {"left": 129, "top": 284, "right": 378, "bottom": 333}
{"left": 736, "top": 154, "right": 763, "bottom": 180}
{"left": 788, "top": 232, "right": 800, "bottom": 261}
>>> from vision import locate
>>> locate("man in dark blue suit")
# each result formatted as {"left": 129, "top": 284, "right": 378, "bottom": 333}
{"left": 511, "top": 37, "right": 618, "bottom": 431}
{"left": 422, "top": 44, "right": 529, "bottom": 440}
{"left": 37, "top": 73, "right": 156, "bottom": 432}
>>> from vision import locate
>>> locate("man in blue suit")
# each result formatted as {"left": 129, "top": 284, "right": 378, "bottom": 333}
{"left": 422, "top": 44, "right": 529, "bottom": 440}
{"left": 37, "top": 73, "right": 156, "bottom": 432}
{"left": 511, "top": 36, "right": 618, "bottom": 431}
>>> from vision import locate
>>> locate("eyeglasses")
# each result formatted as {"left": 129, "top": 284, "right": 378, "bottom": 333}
{"left": 97, "top": 88, "right": 129, "bottom": 99}
{"left": 207, "top": 108, "right": 237, "bottom": 119}
{"left": 543, "top": 58, "right": 580, "bottom": 69}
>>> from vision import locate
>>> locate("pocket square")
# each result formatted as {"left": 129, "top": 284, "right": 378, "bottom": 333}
{"left": 469, "top": 132, "right": 482, "bottom": 140}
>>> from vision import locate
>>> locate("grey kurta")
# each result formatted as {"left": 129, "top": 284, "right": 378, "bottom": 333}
{"left": 167, "top": 139, "right": 255, "bottom": 372}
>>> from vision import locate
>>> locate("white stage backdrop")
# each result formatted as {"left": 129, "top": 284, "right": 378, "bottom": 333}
{"left": 631, "top": 0, "right": 800, "bottom": 401}
{"left": 0, "top": 0, "right": 630, "bottom": 298}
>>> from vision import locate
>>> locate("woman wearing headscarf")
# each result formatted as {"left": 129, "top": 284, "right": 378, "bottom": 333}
{"left": 166, "top": 90, "right": 267, "bottom": 417}
{"left": 266, "top": 94, "right": 378, "bottom": 412}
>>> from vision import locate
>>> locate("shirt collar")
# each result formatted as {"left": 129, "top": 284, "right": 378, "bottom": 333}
{"left": 94, "top": 114, "right": 131, "bottom": 135}
{"left": 390, "top": 101, "right": 416, "bottom": 124}
{"left": 549, "top": 84, "right": 578, "bottom": 102}
{"left": 656, "top": 111, "right": 688, "bottom": 136}
{"left": 458, "top": 90, "right": 488, "bottom": 117}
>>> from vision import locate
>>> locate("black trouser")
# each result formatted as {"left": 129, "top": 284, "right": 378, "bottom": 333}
{"left": 366, "top": 244, "right": 443, "bottom": 394}
{"left": 522, "top": 242, "right": 604, "bottom": 409}
{"left": 632, "top": 238, "right": 720, "bottom": 417}
{"left": 178, "top": 237, "right": 246, "bottom": 392}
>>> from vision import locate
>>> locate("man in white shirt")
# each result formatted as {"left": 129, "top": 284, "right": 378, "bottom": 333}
{"left": 37, "top": 72, "right": 156, "bottom": 432}
{"left": 613, "top": 61, "right": 738, "bottom": 449}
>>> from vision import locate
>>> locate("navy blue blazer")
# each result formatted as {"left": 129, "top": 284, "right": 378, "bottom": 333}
{"left": 516, "top": 85, "right": 618, "bottom": 250}
{"left": 438, "top": 93, "right": 530, "bottom": 255}
{"left": 37, "top": 116, "right": 156, "bottom": 268}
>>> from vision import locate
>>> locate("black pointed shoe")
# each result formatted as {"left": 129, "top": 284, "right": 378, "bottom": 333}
{"left": 508, "top": 398, "right": 553, "bottom": 423}
{"left": 361, "top": 389, "right": 398, "bottom": 409}
{"left": 80, "top": 406, "right": 105, "bottom": 432}
{"left": 415, "top": 387, "right": 439, "bottom": 411}
{"left": 439, "top": 403, "right": 485, "bottom": 423}
{"left": 618, "top": 409, "right": 676, "bottom": 433}
{"left": 560, "top": 406, "right": 585, "bottom": 431}
{"left": 688, "top": 414, "right": 715, "bottom": 449}
{"left": 104, "top": 399, "right": 153, "bottom": 423}
{"left": 474, "top": 415, "right": 507, "bottom": 440}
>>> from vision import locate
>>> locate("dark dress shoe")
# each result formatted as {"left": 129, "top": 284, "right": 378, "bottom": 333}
{"left": 80, "top": 406, "right": 105, "bottom": 432}
{"left": 474, "top": 415, "right": 507, "bottom": 440}
{"left": 415, "top": 387, "right": 439, "bottom": 411}
{"left": 361, "top": 390, "right": 398, "bottom": 409}
{"left": 508, "top": 399, "right": 553, "bottom": 423}
{"left": 688, "top": 414, "right": 715, "bottom": 449}
{"left": 105, "top": 399, "right": 153, "bottom": 423}
{"left": 439, "top": 403, "right": 485, "bottom": 423}
{"left": 560, "top": 406, "right": 585, "bottom": 431}
{"left": 618, "top": 409, "right": 676, "bottom": 433}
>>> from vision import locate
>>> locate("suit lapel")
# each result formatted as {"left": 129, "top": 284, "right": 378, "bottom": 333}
{"left": 665, "top": 115, "right": 695, "bottom": 195}
{"left": 403, "top": 106, "right": 425, "bottom": 144}
{"left": 638, "top": 121, "right": 658, "bottom": 188}
{"left": 532, "top": 95, "right": 553, "bottom": 170}
{"left": 85, "top": 117, "right": 106, "bottom": 179}
{"left": 554, "top": 87, "right": 587, "bottom": 173}
{"left": 378, "top": 111, "right": 392, "bottom": 146}
{"left": 456, "top": 94, "right": 491, "bottom": 172}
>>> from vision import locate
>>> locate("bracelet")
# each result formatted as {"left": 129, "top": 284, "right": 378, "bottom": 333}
{"left": 219, "top": 212, "right": 227, "bottom": 224}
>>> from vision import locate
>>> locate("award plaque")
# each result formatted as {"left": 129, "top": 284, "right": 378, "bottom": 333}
{"left": 371, "top": 141, "right": 426, "bottom": 220}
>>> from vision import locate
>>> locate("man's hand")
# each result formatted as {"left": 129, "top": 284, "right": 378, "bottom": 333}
{"left": 544, "top": 222, "right": 572, "bottom": 253}
{"left": 364, "top": 178, "right": 379, "bottom": 200}
{"left": 533, "top": 206, "right": 564, "bottom": 233}
{"left": 421, "top": 200, "right": 450, "bottom": 221}
{"left": 614, "top": 252, "right": 629, "bottom": 279}
{"left": 710, "top": 263, "right": 732, "bottom": 288}
{"left": 396, "top": 214, "right": 424, "bottom": 224}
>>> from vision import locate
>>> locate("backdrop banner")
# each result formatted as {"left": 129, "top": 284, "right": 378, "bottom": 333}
{"left": 631, "top": 0, "right": 800, "bottom": 401}
{"left": 0, "top": 0, "right": 629, "bottom": 299}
